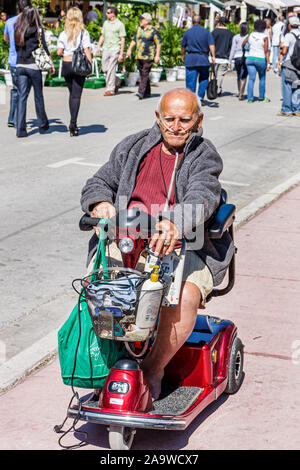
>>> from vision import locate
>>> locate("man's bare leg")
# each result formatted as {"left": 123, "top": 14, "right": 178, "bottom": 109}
{"left": 141, "top": 281, "right": 201, "bottom": 400}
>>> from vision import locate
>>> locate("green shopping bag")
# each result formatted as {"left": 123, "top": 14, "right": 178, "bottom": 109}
{"left": 58, "top": 296, "right": 125, "bottom": 389}
{"left": 58, "top": 220, "right": 124, "bottom": 389}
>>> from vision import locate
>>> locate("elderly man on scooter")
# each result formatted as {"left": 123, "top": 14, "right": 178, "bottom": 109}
{"left": 81, "top": 88, "right": 233, "bottom": 399}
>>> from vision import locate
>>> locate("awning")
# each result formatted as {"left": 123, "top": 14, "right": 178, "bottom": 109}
{"left": 200, "top": 0, "right": 226, "bottom": 9}
{"left": 224, "top": 0, "right": 243, "bottom": 6}
{"left": 279, "top": 0, "right": 300, "bottom": 6}
{"left": 243, "top": 0, "right": 276, "bottom": 8}
{"left": 150, "top": 0, "right": 201, "bottom": 4}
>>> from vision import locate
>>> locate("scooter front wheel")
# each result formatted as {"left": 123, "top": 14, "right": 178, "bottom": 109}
{"left": 108, "top": 426, "right": 136, "bottom": 450}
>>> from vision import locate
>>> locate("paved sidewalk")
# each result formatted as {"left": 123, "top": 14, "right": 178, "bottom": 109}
{"left": 0, "top": 185, "right": 299, "bottom": 450}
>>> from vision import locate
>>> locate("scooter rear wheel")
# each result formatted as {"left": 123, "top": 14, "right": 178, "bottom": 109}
{"left": 224, "top": 336, "right": 244, "bottom": 394}
{"left": 108, "top": 426, "right": 136, "bottom": 450}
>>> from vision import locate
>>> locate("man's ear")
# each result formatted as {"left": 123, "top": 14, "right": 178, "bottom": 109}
{"left": 197, "top": 113, "right": 204, "bottom": 130}
{"left": 155, "top": 109, "right": 161, "bottom": 126}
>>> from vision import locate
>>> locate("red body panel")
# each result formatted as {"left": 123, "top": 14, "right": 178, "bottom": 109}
{"left": 100, "top": 367, "right": 153, "bottom": 413}
{"left": 164, "top": 324, "right": 236, "bottom": 388}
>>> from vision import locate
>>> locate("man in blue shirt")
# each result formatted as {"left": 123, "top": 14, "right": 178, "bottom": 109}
{"left": 4, "top": 0, "right": 31, "bottom": 128}
{"left": 181, "top": 15, "right": 215, "bottom": 104}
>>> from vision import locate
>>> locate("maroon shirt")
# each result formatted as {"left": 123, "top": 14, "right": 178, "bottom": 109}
{"left": 128, "top": 143, "right": 182, "bottom": 217}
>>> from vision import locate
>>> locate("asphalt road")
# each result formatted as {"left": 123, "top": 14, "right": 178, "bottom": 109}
{"left": 0, "top": 70, "right": 299, "bottom": 362}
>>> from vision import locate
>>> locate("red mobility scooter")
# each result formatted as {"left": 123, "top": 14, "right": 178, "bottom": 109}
{"left": 63, "top": 190, "right": 243, "bottom": 450}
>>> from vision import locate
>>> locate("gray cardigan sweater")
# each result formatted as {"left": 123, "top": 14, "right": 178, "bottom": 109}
{"left": 81, "top": 124, "right": 234, "bottom": 286}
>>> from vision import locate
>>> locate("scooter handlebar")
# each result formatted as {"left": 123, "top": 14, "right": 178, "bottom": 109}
{"left": 79, "top": 214, "right": 101, "bottom": 231}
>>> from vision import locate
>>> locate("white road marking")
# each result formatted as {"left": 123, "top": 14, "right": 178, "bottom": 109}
{"left": 209, "top": 116, "right": 223, "bottom": 121}
{"left": 220, "top": 179, "right": 250, "bottom": 187}
{"left": 47, "top": 157, "right": 99, "bottom": 168}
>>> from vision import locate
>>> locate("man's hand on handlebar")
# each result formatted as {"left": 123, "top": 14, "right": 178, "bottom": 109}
{"left": 149, "top": 219, "right": 179, "bottom": 258}
{"left": 91, "top": 201, "right": 116, "bottom": 236}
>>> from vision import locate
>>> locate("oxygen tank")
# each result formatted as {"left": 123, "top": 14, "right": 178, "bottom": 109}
{"left": 124, "top": 266, "right": 163, "bottom": 342}
{"left": 135, "top": 266, "right": 164, "bottom": 329}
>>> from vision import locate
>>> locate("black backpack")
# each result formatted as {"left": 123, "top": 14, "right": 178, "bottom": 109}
{"left": 290, "top": 32, "right": 300, "bottom": 70}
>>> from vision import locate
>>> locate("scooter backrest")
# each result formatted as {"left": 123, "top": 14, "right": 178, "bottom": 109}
{"left": 207, "top": 204, "right": 236, "bottom": 239}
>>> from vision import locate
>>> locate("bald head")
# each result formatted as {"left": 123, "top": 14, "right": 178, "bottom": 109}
{"left": 156, "top": 88, "right": 201, "bottom": 116}
{"left": 155, "top": 88, "right": 203, "bottom": 153}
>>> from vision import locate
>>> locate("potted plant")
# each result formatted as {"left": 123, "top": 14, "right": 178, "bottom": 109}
{"left": 175, "top": 55, "right": 185, "bottom": 80}
{"left": 150, "top": 62, "right": 163, "bottom": 83}
{"left": 160, "top": 23, "right": 184, "bottom": 82}
{"left": 120, "top": 6, "right": 143, "bottom": 87}
{"left": 123, "top": 55, "right": 139, "bottom": 86}
{"left": 0, "top": 24, "right": 10, "bottom": 84}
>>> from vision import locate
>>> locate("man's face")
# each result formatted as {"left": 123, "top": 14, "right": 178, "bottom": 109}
{"left": 140, "top": 18, "right": 149, "bottom": 28}
{"left": 156, "top": 94, "right": 203, "bottom": 152}
{"left": 106, "top": 10, "right": 116, "bottom": 21}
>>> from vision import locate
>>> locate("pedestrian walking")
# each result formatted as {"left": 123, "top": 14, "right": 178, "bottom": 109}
{"left": 14, "top": 4, "right": 54, "bottom": 138}
{"left": 229, "top": 21, "right": 249, "bottom": 100}
{"left": 277, "top": 16, "right": 300, "bottom": 117}
{"left": 272, "top": 16, "right": 284, "bottom": 73}
{"left": 57, "top": 7, "right": 92, "bottom": 136}
{"left": 4, "top": 0, "right": 32, "bottom": 129}
{"left": 0, "top": 11, "right": 7, "bottom": 24}
{"left": 281, "top": 12, "right": 296, "bottom": 38}
{"left": 265, "top": 18, "right": 272, "bottom": 62}
{"left": 84, "top": 6, "right": 98, "bottom": 25}
{"left": 126, "top": 12, "right": 162, "bottom": 100}
{"left": 244, "top": 19, "right": 271, "bottom": 103}
{"left": 181, "top": 15, "right": 215, "bottom": 104}
{"left": 212, "top": 17, "right": 234, "bottom": 96}
{"left": 96, "top": 6, "right": 126, "bottom": 97}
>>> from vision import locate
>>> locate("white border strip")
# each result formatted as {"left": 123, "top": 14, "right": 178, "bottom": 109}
{"left": 0, "top": 329, "right": 59, "bottom": 394}
{"left": 1, "top": 172, "right": 300, "bottom": 394}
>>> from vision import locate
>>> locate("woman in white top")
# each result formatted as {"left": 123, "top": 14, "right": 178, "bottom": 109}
{"left": 57, "top": 7, "right": 92, "bottom": 136}
{"left": 243, "top": 19, "right": 271, "bottom": 103}
{"left": 229, "top": 22, "right": 249, "bottom": 100}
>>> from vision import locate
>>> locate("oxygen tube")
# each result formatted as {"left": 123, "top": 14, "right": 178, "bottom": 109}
{"left": 164, "top": 152, "right": 180, "bottom": 212}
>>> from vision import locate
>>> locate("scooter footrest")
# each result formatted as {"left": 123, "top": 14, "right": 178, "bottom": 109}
{"left": 150, "top": 386, "right": 203, "bottom": 416}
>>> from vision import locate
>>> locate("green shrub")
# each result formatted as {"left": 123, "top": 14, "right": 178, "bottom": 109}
{"left": 0, "top": 24, "right": 9, "bottom": 68}
{"left": 160, "top": 22, "right": 185, "bottom": 68}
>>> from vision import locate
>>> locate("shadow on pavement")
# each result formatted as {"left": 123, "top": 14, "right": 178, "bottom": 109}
{"left": 66, "top": 380, "right": 249, "bottom": 450}
{"left": 78, "top": 124, "right": 108, "bottom": 135}
{"left": 26, "top": 119, "right": 108, "bottom": 136}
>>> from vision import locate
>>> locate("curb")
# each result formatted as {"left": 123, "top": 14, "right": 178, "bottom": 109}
{"left": 0, "top": 329, "right": 59, "bottom": 395}
{"left": 1, "top": 172, "right": 300, "bottom": 395}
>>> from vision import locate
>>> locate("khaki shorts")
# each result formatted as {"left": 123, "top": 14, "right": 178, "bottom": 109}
{"left": 87, "top": 243, "right": 213, "bottom": 307}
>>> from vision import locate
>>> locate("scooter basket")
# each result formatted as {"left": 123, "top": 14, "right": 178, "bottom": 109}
{"left": 83, "top": 268, "right": 164, "bottom": 342}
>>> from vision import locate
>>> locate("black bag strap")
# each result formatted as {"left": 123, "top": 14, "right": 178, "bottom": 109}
{"left": 79, "top": 30, "right": 84, "bottom": 48}
{"left": 211, "top": 63, "right": 216, "bottom": 77}
{"left": 291, "top": 31, "right": 300, "bottom": 40}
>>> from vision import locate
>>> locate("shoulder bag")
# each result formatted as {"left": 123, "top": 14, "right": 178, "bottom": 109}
{"left": 206, "top": 64, "right": 218, "bottom": 100}
{"left": 32, "top": 28, "right": 52, "bottom": 71}
{"left": 72, "top": 30, "right": 92, "bottom": 77}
